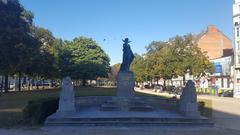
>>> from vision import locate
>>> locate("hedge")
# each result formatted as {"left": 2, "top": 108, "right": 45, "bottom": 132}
{"left": 23, "top": 98, "right": 59, "bottom": 125}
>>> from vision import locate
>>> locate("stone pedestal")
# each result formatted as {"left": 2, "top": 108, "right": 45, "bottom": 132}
{"left": 117, "top": 71, "right": 135, "bottom": 98}
{"left": 100, "top": 71, "right": 153, "bottom": 112}
{"left": 100, "top": 97, "right": 154, "bottom": 112}
{"left": 57, "top": 77, "right": 76, "bottom": 115}
{"left": 179, "top": 80, "right": 200, "bottom": 118}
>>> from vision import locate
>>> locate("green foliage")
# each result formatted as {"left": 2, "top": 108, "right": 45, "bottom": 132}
{"left": 109, "top": 63, "right": 121, "bottom": 82}
{"left": 59, "top": 37, "right": 111, "bottom": 83}
{"left": 30, "top": 26, "right": 60, "bottom": 79}
{"left": 23, "top": 98, "right": 59, "bottom": 125}
{"left": 142, "top": 34, "right": 214, "bottom": 83}
{"left": 130, "top": 54, "right": 146, "bottom": 82}
{"left": 0, "top": 0, "right": 36, "bottom": 75}
{"left": 0, "top": 0, "right": 39, "bottom": 91}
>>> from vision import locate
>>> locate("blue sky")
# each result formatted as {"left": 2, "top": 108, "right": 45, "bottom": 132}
{"left": 20, "top": 0, "right": 234, "bottom": 65}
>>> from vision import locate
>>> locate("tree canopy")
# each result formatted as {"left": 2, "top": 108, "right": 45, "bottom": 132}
{"left": 131, "top": 34, "right": 214, "bottom": 85}
{"left": 0, "top": 0, "right": 39, "bottom": 91}
{"left": 58, "top": 37, "right": 111, "bottom": 85}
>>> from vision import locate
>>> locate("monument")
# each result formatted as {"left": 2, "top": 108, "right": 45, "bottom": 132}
{"left": 179, "top": 80, "right": 200, "bottom": 118}
{"left": 117, "top": 38, "right": 135, "bottom": 98}
{"left": 45, "top": 39, "right": 212, "bottom": 127}
{"left": 100, "top": 38, "right": 151, "bottom": 111}
{"left": 56, "top": 77, "right": 76, "bottom": 115}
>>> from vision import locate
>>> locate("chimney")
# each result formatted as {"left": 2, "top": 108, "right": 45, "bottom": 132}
{"left": 207, "top": 25, "right": 218, "bottom": 34}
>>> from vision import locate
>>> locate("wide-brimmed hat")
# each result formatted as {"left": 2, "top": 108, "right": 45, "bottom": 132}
{"left": 122, "top": 38, "right": 131, "bottom": 44}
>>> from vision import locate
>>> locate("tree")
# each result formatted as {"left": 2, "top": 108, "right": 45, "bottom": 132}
{"left": 145, "top": 41, "right": 169, "bottom": 85}
{"left": 143, "top": 34, "right": 214, "bottom": 86}
{"left": 170, "top": 34, "right": 214, "bottom": 82}
{"left": 59, "top": 37, "right": 110, "bottom": 86}
{"left": 0, "top": 0, "right": 37, "bottom": 92}
{"left": 130, "top": 54, "right": 146, "bottom": 83}
{"left": 31, "top": 26, "right": 60, "bottom": 79}
{"left": 109, "top": 63, "right": 121, "bottom": 82}
{"left": 145, "top": 41, "right": 167, "bottom": 54}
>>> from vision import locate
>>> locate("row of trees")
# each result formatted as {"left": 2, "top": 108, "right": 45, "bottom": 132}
{"left": 130, "top": 34, "right": 214, "bottom": 86}
{"left": 0, "top": 0, "right": 110, "bottom": 92}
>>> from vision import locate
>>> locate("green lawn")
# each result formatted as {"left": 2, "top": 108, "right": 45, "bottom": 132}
{"left": 0, "top": 86, "right": 116, "bottom": 128}
{"left": 197, "top": 98, "right": 212, "bottom": 118}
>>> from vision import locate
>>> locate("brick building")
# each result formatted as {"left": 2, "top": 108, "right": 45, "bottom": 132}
{"left": 197, "top": 25, "right": 233, "bottom": 60}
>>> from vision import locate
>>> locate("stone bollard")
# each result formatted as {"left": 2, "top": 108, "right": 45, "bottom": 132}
{"left": 179, "top": 80, "right": 200, "bottom": 118}
{"left": 57, "top": 77, "right": 76, "bottom": 116}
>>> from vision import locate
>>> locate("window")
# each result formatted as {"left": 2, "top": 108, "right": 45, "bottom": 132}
{"left": 235, "top": 22, "right": 239, "bottom": 26}
{"left": 238, "top": 41, "right": 240, "bottom": 50}
{"left": 237, "top": 79, "right": 240, "bottom": 83}
{"left": 238, "top": 55, "right": 240, "bottom": 64}
{"left": 237, "top": 28, "right": 240, "bottom": 37}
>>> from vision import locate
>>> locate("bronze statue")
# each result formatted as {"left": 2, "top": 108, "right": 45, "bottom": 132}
{"left": 120, "top": 38, "right": 134, "bottom": 72}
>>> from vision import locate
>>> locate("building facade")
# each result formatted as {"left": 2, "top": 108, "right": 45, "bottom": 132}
{"left": 197, "top": 25, "right": 233, "bottom": 60}
{"left": 233, "top": 0, "right": 240, "bottom": 98}
{"left": 197, "top": 25, "right": 234, "bottom": 92}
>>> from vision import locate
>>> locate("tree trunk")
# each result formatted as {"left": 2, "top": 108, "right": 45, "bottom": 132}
{"left": 4, "top": 75, "right": 9, "bottom": 93}
{"left": 82, "top": 78, "right": 86, "bottom": 86}
{"left": 31, "top": 79, "right": 34, "bottom": 90}
{"left": 50, "top": 80, "right": 53, "bottom": 87}
{"left": 42, "top": 79, "right": 45, "bottom": 90}
{"left": 18, "top": 72, "right": 21, "bottom": 91}
{"left": 183, "top": 75, "right": 186, "bottom": 85}
{"left": 36, "top": 79, "right": 39, "bottom": 90}
{"left": 28, "top": 78, "right": 31, "bottom": 91}
{"left": 163, "top": 79, "right": 166, "bottom": 90}
{"left": 0, "top": 76, "right": 3, "bottom": 92}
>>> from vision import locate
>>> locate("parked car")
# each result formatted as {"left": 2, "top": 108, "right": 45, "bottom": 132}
{"left": 152, "top": 84, "right": 164, "bottom": 93}
{"left": 144, "top": 84, "right": 152, "bottom": 89}
{"left": 219, "top": 90, "right": 233, "bottom": 97}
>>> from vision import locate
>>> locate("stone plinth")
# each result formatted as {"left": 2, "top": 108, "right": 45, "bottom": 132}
{"left": 57, "top": 77, "right": 76, "bottom": 115}
{"left": 117, "top": 71, "right": 135, "bottom": 98}
{"left": 100, "top": 97, "right": 154, "bottom": 112}
{"left": 179, "top": 80, "right": 200, "bottom": 118}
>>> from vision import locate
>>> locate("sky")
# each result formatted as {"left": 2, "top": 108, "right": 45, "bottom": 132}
{"left": 20, "top": 0, "right": 234, "bottom": 65}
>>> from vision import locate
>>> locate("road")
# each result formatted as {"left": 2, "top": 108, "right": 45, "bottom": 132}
{"left": 199, "top": 95, "right": 240, "bottom": 131}
{"left": 136, "top": 88, "right": 240, "bottom": 131}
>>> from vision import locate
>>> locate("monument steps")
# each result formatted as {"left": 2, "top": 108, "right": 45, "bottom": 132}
{"left": 45, "top": 117, "right": 214, "bottom": 127}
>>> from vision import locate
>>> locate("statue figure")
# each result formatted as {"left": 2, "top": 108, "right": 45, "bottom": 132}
{"left": 120, "top": 38, "right": 134, "bottom": 72}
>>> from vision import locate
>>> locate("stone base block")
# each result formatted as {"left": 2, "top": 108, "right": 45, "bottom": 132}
{"left": 117, "top": 72, "right": 135, "bottom": 98}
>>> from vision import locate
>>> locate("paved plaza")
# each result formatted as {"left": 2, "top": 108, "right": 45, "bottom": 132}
{"left": 136, "top": 89, "right": 240, "bottom": 131}
{"left": 1, "top": 90, "right": 240, "bottom": 135}
{"left": 0, "top": 126, "right": 239, "bottom": 135}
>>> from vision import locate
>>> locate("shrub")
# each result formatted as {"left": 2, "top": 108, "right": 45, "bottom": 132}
{"left": 198, "top": 101, "right": 205, "bottom": 114}
{"left": 23, "top": 98, "right": 59, "bottom": 125}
